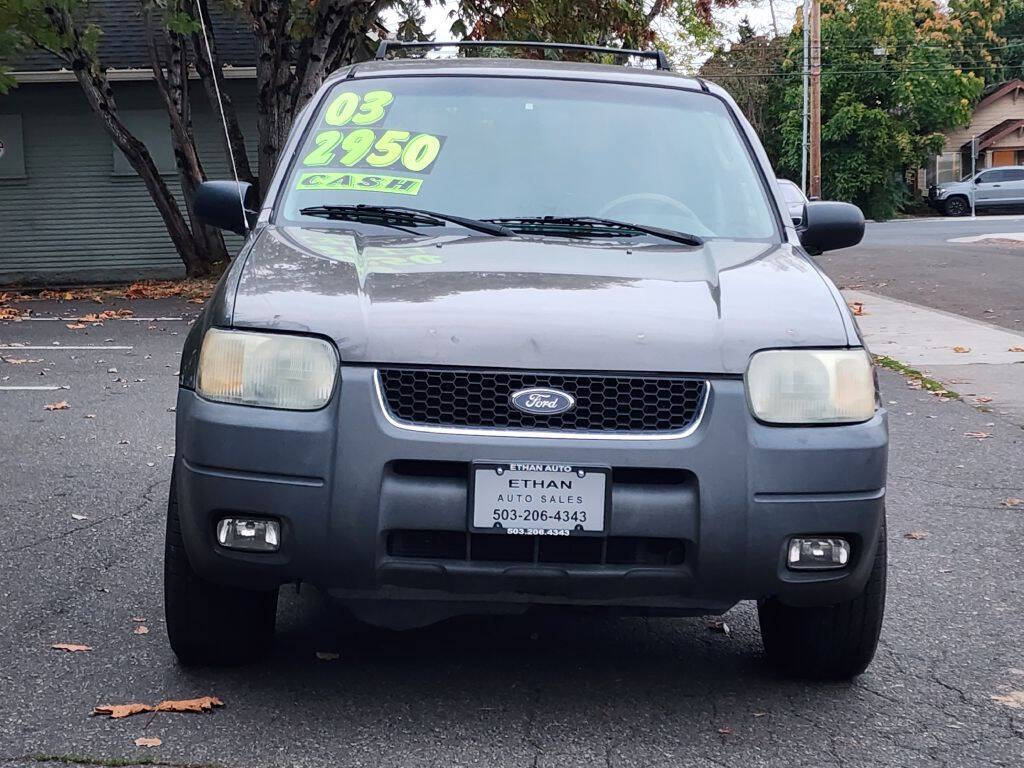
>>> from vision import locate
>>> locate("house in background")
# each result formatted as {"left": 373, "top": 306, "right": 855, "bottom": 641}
{"left": 0, "top": 0, "right": 257, "bottom": 285}
{"left": 925, "top": 79, "right": 1024, "bottom": 187}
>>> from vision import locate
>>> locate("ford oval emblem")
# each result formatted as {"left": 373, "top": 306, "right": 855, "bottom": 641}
{"left": 510, "top": 387, "right": 576, "bottom": 415}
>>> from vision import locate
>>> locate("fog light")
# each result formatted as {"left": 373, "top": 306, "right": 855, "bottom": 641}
{"left": 217, "top": 518, "right": 280, "bottom": 552}
{"left": 787, "top": 537, "right": 850, "bottom": 570}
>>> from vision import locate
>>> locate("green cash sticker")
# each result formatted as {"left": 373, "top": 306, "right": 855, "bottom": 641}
{"left": 295, "top": 171, "right": 423, "bottom": 196}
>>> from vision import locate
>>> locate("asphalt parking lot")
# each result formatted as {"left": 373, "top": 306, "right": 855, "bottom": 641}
{"left": 1, "top": 298, "right": 1023, "bottom": 768}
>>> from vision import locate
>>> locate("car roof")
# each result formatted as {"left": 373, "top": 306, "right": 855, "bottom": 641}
{"left": 331, "top": 56, "right": 707, "bottom": 92}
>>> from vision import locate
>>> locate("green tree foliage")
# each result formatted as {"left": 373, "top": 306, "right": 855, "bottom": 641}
{"left": 451, "top": 0, "right": 737, "bottom": 68}
{"left": 771, "top": 0, "right": 984, "bottom": 219}
{"left": 948, "top": 0, "right": 1006, "bottom": 78}
{"left": 994, "top": 0, "right": 1024, "bottom": 80}
{"left": 698, "top": 19, "right": 787, "bottom": 153}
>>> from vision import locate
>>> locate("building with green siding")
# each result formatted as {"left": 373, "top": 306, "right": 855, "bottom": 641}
{"left": 0, "top": 0, "right": 256, "bottom": 285}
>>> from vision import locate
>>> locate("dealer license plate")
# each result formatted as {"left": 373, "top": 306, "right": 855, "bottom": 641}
{"left": 470, "top": 462, "right": 609, "bottom": 535}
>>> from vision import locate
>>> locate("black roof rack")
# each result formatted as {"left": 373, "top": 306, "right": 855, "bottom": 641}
{"left": 374, "top": 39, "right": 672, "bottom": 72}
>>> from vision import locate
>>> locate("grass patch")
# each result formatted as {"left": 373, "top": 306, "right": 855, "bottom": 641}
{"left": 874, "top": 355, "right": 960, "bottom": 399}
{"left": 23, "top": 756, "right": 222, "bottom": 768}
{"left": 25, "top": 757, "right": 155, "bottom": 767}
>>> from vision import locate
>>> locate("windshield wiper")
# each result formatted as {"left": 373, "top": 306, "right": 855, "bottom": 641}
{"left": 299, "top": 205, "right": 514, "bottom": 237}
{"left": 486, "top": 216, "right": 704, "bottom": 246}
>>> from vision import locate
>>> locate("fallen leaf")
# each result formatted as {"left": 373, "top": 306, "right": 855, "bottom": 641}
{"left": 952, "top": 346, "right": 971, "bottom": 353}
{"left": 904, "top": 531, "right": 928, "bottom": 540}
{"left": 93, "top": 703, "right": 153, "bottom": 719}
{"left": 51, "top": 643, "right": 93, "bottom": 652}
{"left": 44, "top": 401, "right": 69, "bottom": 411}
{"left": 974, "top": 396, "right": 993, "bottom": 403}
{"left": 133, "top": 625, "right": 149, "bottom": 635}
{"left": 153, "top": 696, "right": 224, "bottom": 714}
{"left": 134, "top": 737, "right": 161, "bottom": 748}
{"left": 707, "top": 620, "right": 731, "bottom": 636}
{"left": 71, "top": 513, "right": 88, "bottom": 521}
{"left": 964, "top": 431, "right": 992, "bottom": 440}
{"left": 131, "top": 616, "right": 145, "bottom": 622}
{"left": 1002, "top": 498, "right": 1024, "bottom": 508}
{"left": 1009, "top": 346, "right": 1024, "bottom": 353}
{"left": 316, "top": 651, "right": 340, "bottom": 661}
{"left": 992, "top": 691, "right": 1024, "bottom": 709}
{"left": 65, "top": 323, "right": 87, "bottom": 330}
{"left": 848, "top": 301, "right": 865, "bottom": 316}
{"left": 93, "top": 696, "right": 223, "bottom": 719}
{"left": 718, "top": 726, "right": 734, "bottom": 735}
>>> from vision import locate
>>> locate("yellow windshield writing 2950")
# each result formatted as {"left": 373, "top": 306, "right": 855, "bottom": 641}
{"left": 295, "top": 172, "right": 423, "bottom": 196}
{"left": 302, "top": 129, "right": 443, "bottom": 174}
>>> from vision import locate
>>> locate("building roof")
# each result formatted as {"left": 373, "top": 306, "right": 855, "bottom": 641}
{"left": 975, "top": 79, "right": 1024, "bottom": 112}
{"left": 6, "top": 0, "right": 253, "bottom": 72}
{"left": 961, "top": 118, "right": 1024, "bottom": 152}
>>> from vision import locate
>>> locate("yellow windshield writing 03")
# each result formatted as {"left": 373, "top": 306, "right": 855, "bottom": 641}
{"left": 324, "top": 90, "right": 394, "bottom": 127}
{"left": 302, "top": 129, "right": 443, "bottom": 174}
{"left": 295, "top": 171, "right": 423, "bottom": 196}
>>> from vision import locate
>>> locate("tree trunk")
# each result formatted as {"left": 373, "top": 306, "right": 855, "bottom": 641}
{"left": 44, "top": 4, "right": 207, "bottom": 276}
{"left": 145, "top": 9, "right": 229, "bottom": 271}
{"left": 252, "top": 0, "right": 295, "bottom": 192}
{"left": 77, "top": 71, "right": 207, "bottom": 276}
{"left": 190, "top": 0, "right": 257, "bottom": 192}
{"left": 249, "top": 0, "right": 385, "bottom": 183}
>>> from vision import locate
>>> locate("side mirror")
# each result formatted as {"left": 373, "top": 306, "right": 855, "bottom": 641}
{"left": 798, "top": 201, "right": 864, "bottom": 255}
{"left": 195, "top": 181, "right": 257, "bottom": 235}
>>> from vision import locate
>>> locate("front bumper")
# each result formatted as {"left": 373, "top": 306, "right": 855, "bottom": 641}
{"left": 174, "top": 367, "right": 887, "bottom": 614}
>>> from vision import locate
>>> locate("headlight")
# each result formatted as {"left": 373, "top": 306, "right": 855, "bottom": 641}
{"left": 197, "top": 328, "right": 337, "bottom": 410}
{"left": 746, "top": 348, "right": 876, "bottom": 424}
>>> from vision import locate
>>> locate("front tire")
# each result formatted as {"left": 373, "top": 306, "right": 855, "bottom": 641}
{"left": 943, "top": 196, "right": 970, "bottom": 216}
{"left": 164, "top": 470, "right": 278, "bottom": 666}
{"left": 758, "top": 522, "right": 886, "bottom": 680}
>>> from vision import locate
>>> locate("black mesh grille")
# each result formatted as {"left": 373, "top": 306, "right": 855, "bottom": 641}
{"left": 387, "top": 530, "right": 687, "bottom": 567}
{"left": 377, "top": 368, "right": 707, "bottom": 433}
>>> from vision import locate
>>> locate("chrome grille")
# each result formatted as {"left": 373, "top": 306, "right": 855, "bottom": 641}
{"left": 376, "top": 368, "right": 707, "bottom": 434}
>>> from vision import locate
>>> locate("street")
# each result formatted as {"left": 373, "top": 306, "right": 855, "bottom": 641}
{"left": 1, "top": 216, "right": 1023, "bottom": 768}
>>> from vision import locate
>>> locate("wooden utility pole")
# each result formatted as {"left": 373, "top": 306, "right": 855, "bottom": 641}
{"left": 809, "top": 0, "right": 822, "bottom": 198}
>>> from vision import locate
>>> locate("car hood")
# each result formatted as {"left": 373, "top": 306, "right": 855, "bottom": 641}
{"left": 231, "top": 225, "right": 851, "bottom": 374}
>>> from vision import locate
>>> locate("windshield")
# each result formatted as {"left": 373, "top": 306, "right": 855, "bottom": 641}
{"left": 279, "top": 77, "right": 778, "bottom": 240}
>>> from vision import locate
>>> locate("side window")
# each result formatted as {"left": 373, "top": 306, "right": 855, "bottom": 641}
{"left": 980, "top": 169, "right": 1012, "bottom": 183}
{"left": 113, "top": 110, "right": 175, "bottom": 176}
{"left": 1002, "top": 169, "right": 1024, "bottom": 182}
{"left": 0, "top": 114, "right": 27, "bottom": 179}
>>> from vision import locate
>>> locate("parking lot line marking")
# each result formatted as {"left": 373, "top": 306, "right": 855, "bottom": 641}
{"left": 0, "top": 385, "right": 65, "bottom": 391}
{"left": 0, "top": 345, "right": 133, "bottom": 350}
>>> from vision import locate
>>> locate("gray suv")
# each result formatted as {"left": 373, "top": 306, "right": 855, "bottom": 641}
{"left": 929, "top": 165, "right": 1024, "bottom": 216}
{"left": 168, "top": 41, "right": 885, "bottom": 680}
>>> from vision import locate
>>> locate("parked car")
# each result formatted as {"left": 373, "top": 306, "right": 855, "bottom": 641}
{"left": 928, "top": 165, "right": 1024, "bottom": 216}
{"left": 168, "top": 41, "right": 884, "bottom": 680}
{"left": 777, "top": 178, "right": 809, "bottom": 224}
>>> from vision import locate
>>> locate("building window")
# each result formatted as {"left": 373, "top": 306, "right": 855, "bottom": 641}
{"left": 0, "top": 114, "right": 27, "bottom": 179}
{"left": 112, "top": 110, "right": 176, "bottom": 176}
{"left": 935, "top": 152, "right": 962, "bottom": 184}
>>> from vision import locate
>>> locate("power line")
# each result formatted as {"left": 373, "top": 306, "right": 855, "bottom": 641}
{"left": 698, "top": 62, "right": 1010, "bottom": 79}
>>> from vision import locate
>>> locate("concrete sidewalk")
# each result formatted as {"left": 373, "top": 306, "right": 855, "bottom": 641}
{"left": 843, "top": 289, "right": 1024, "bottom": 425}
